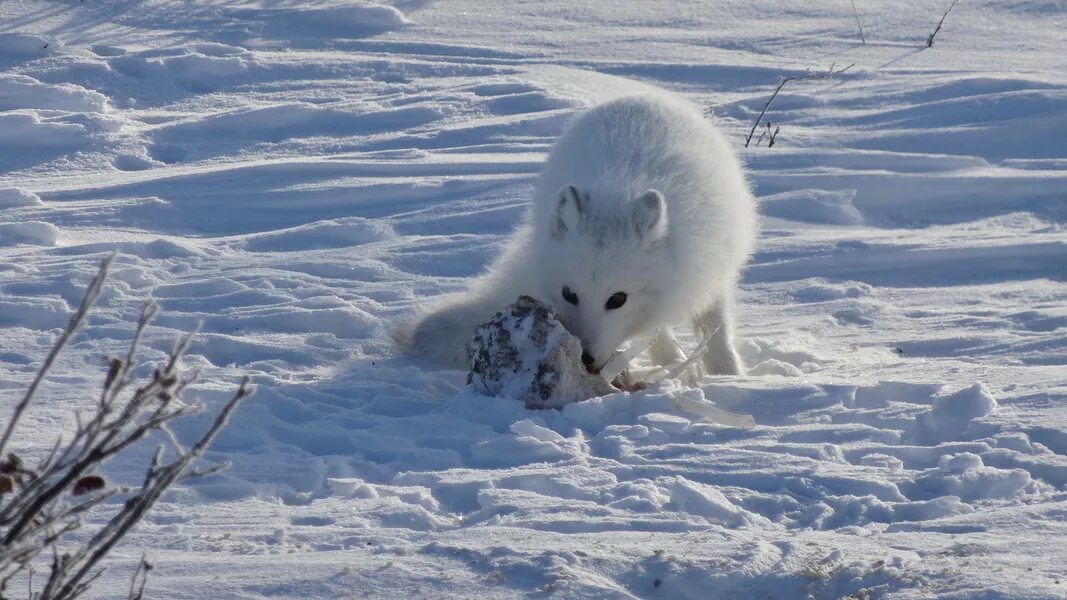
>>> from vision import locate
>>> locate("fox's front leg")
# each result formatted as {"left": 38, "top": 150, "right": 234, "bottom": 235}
{"left": 693, "top": 293, "right": 744, "bottom": 376}
{"left": 649, "top": 328, "right": 685, "bottom": 367}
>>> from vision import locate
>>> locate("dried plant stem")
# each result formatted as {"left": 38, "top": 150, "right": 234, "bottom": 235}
{"left": 927, "top": 0, "right": 961, "bottom": 47}
{"left": 125, "top": 555, "right": 150, "bottom": 600}
{"left": 744, "top": 63, "right": 854, "bottom": 148}
{"left": 0, "top": 255, "right": 114, "bottom": 458}
{"left": 850, "top": 0, "right": 866, "bottom": 44}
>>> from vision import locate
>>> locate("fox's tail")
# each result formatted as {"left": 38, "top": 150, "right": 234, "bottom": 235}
{"left": 398, "top": 292, "right": 505, "bottom": 369}
{"left": 398, "top": 230, "right": 534, "bottom": 369}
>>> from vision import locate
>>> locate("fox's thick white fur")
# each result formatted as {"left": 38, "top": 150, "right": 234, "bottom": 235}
{"left": 405, "top": 92, "right": 757, "bottom": 375}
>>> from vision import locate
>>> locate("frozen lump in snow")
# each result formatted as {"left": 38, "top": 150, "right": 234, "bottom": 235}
{"left": 0, "top": 188, "right": 43, "bottom": 208}
{"left": 467, "top": 296, "right": 615, "bottom": 409}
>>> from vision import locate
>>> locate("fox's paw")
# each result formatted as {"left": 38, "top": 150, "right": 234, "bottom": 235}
{"left": 703, "top": 344, "right": 744, "bottom": 376}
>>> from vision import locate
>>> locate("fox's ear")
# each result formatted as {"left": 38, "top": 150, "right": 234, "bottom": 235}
{"left": 552, "top": 184, "right": 585, "bottom": 237}
{"left": 633, "top": 189, "right": 668, "bottom": 244}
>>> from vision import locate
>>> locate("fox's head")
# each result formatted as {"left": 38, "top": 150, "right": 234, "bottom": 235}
{"left": 534, "top": 184, "right": 673, "bottom": 371}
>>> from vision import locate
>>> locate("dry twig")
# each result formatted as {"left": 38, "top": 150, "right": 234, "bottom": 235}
{"left": 752, "top": 122, "right": 781, "bottom": 148}
{"left": 744, "top": 63, "right": 854, "bottom": 148}
{"left": 927, "top": 0, "right": 961, "bottom": 47}
{"left": 850, "top": 0, "right": 866, "bottom": 44}
{"left": 125, "top": 555, "right": 150, "bottom": 600}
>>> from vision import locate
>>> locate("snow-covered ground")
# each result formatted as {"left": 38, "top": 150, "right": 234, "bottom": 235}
{"left": 2, "top": 1, "right": 1066, "bottom": 598}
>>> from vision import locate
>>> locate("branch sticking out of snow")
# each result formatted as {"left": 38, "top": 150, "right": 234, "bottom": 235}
{"left": 850, "top": 0, "right": 866, "bottom": 44}
{"left": 927, "top": 0, "right": 961, "bottom": 47}
{"left": 744, "top": 63, "right": 854, "bottom": 148}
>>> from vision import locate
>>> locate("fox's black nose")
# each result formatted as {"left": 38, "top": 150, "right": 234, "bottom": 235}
{"left": 581, "top": 351, "right": 595, "bottom": 366}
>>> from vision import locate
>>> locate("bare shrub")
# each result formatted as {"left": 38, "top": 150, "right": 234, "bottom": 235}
{"left": 0, "top": 254, "right": 253, "bottom": 599}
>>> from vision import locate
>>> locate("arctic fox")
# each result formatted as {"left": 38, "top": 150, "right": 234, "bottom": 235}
{"left": 406, "top": 92, "right": 757, "bottom": 375}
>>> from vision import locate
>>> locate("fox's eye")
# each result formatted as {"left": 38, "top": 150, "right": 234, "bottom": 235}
{"left": 562, "top": 286, "right": 579, "bottom": 305}
{"left": 605, "top": 291, "right": 627, "bottom": 310}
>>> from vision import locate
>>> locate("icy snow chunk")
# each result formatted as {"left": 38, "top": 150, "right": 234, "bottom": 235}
{"left": 791, "top": 280, "right": 872, "bottom": 303}
{"left": 907, "top": 450, "right": 1046, "bottom": 501}
{"left": 761, "top": 189, "right": 864, "bottom": 225}
{"left": 0, "top": 188, "right": 42, "bottom": 208}
{"left": 469, "top": 433, "right": 573, "bottom": 466}
{"left": 0, "top": 221, "right": 59, "bottom": 246}
{"left": 556, "top": 381, "right": 753, "bottom": 431}
{"left": 243, "top": 217, "right": 394, "bottom": 252}
{"left": 0, "top": 113, "right": 91, "bottom": 149}
{"left": 113, "top": 154, "right": 158, "bottom": 171}
{"left": 510, "top": 419, "right": 567, "bottom": 443}
{"left": 328, "top": 478, "right": 439, "bottom": 512}
{"left": 859, "top": 453, "right": 904, "bottom": 471}
{"left": 938, "top": 452, "right": 984, "bottom": 473}
{"left": 154, "top": 277, "right": 245, "bottom": 298}
{"left": 0, "top": 33, "right": 59, "bottom": 60}
{"left": 992, "top": 432, "right": 1038, "bottom": 453}
{"left": 853, "top": 381, "right": 943, "bottom": 409}
{"left": 328, "top": 477, "right": 376, "bottom": 498}
{"left": 0, "top": 296, "right": 70, "bottom": 329}
{"left": 467, "top": 296, "right": 616, "bottom": 409}
{"left": 637, "top": 412, "right": 691, "bottom": 434}
{"left": 831, "top": 305, "right": 878, "bottom": 326}
{"left": 915, "top": 466, "right": 1036, "bottom": 500}
{"left": 230, "top": 3, "right": 408, "bottom": 39}
{"left": 917, "top": 383, "right": 997, "bottom": 443}
{"left": 0, "top": 74, "right": 109, "bottom": 112}
{"left": 467, "top": 298, "right": 754, "bottom": 424}
{"left": 608, "top": 480, "right": 670, "bottom": 511}
{"left": 109, "top": 49, "right": 249, "bottom": 90}
{"left": 738, "top": 337, "right": 825, "bottom": 373}
{"left": 670, "top": 388, "right": 755, "bottom": 428}
{"left": 746, "top": 358, "right": 804, "bottom": 376}
{"left": 55, "top": 238, "right": 197, "bottom": 259}
{"left": 91, "top": 44, "right": 126, "bottom": 57}
{"left": 662, "top": 477, "right": 753, "bottom": 527}
{"left": 891, "top": 496, "right": 973, "bottom": 522}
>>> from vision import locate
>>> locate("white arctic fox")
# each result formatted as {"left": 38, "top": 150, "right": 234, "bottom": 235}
{"left": 406, "top": 92, "right": 757, "bottom": 375}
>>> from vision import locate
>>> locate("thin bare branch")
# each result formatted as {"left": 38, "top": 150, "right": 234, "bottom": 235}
{"left": 0, "top": 255, "right": 115, "bottom": 458}
{"left": 767, "top": 123, "right": 781, "bottom": 147}
{"left": 125, "top": 554, "right": 150, "bottom": 600}
{"left": 927, "top": 0, "right": 960, "bottom": 47}
{"left": 745, "top": 63, "right": 854, "bottom": 148}
{"left": 754, "top": 125, "right": 768, "bottom": 147}
{"left": 850, "top": 0, "right": 866, "bottom": 44}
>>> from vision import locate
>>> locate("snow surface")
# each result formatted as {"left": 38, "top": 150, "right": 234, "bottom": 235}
{"left": 1, "top": 1, "right": 1066, "bottom": 598}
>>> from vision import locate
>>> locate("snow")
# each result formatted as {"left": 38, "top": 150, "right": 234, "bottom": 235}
{"left": 1, "top": 0, "right": 1066, "bottom": 598}
{"left": 0, "top": 220, "right": 59, "bottom": 246}
{"left": 0, "top": 187, "right": 42, "bottom": 208}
